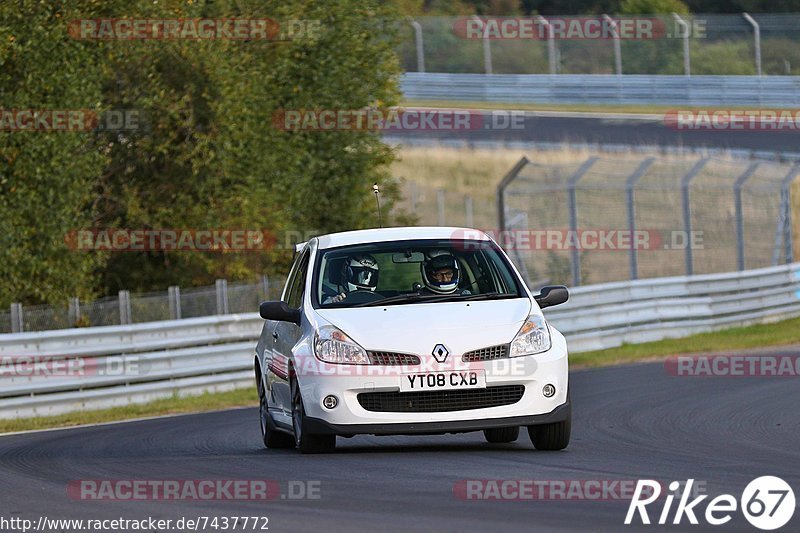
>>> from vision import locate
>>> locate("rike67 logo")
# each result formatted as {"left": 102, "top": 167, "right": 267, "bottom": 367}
{"left": 626, "top": 477, "right": 795, "bottom": 530}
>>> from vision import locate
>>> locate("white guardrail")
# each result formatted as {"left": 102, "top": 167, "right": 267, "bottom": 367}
{"left": 1, "top": 263, "right": 799, "bottom": 420}
{"left": 401, "top": 73, "right": 800, "bottom": 107}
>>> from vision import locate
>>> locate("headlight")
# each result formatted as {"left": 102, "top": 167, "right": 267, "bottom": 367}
{"left": 314, "top": 325, "right": 370, "bottom": 364}
{"left": 509, "top": 314, "right": 551, "bottom": 357}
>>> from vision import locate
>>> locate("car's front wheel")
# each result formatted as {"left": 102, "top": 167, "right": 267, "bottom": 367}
{"left": 483, "top": 426, "right": 520, "bottom": 443}
{"left": 528, "top": 405, "right": 571, "bottom": 451}
{"left": 291, "top": 379, "right": 336, "bottom": 454}
{"left": 258, "top": 374, "right": 294, "bottom": 449}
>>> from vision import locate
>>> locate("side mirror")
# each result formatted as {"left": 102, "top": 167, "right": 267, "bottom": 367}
{"left": 534, "top": 285, "right": 569, "bottom": 309}
{"left": 259, "top": 301, "right": 301, "bottom": 325}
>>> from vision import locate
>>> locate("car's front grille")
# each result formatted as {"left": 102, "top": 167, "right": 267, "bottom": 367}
{"left": 462, "top": 344, "right": 509, "bottom": 362}
{"left": 357, "top": 385, "right": 525, "bottom": 413}
{"left": 367, "top": 351, "right": 421, "bottom": 365}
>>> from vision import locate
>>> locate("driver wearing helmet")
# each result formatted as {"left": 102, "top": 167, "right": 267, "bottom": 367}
{"left": 421, "top": 250, "right": 470, "bottom": 295}
{"left": 324, "top": 254, "right": 380, "bottom": 304}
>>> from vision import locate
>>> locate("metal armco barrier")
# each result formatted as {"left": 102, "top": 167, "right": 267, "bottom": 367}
{"left": 0, "top": 263, "right": 799, "bottom": 420}
{"left": 0, "top": 314, "right": 263, "bottom": 420}
{"left": 401, "top": 73, "right": 800, "bottom": 107}
{"left": 545, "top": 262, "right": 800, "bottom": 352}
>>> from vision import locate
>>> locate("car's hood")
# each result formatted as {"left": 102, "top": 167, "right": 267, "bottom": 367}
{"left": 314, "top": 298, "right": 533, "bottom": 357}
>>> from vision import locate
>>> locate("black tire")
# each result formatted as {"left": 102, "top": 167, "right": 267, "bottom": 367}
{"left": 291, "top": 379, "right": 336, "bottom": 454}
{"left": 258, "top": 374, "right": 294, "bottom": 449}
{"left": 527, "top": 408, "right": 571, "bottom": 451}
{"left": 483, "top": 426, "right": 520, "bottom": 443}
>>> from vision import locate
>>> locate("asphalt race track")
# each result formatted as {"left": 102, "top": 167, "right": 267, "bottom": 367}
{"left": 388, "top": 111, "right": 800, "bottom": 155}
{"left": 1, "top": 361, "right": 798, "bottom": 532}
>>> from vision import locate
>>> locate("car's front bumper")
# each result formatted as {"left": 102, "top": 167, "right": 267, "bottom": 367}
{"left": 294, "top": 329, "right": 569, "bottom": 433}
{"left": 304, "top": 401, "right": 570, "bottom": 437}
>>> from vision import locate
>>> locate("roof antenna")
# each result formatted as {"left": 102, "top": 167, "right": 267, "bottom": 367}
{"left": 373, "top": 182, "right": 383, "bottom": 228}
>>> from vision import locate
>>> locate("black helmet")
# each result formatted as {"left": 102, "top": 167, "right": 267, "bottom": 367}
{"left": 421, "top": 250, "right": 460, "bottom": 294}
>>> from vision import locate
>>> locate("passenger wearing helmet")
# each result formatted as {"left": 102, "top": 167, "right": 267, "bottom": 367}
{"left": 421, "top": 250, "right": 470, "bottom": 295}
{"left": 324, "top": 254, "right": 380, "bottom": 304}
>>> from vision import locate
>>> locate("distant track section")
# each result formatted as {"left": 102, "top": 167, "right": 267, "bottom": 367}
{"left": 386, "top": 107, "right": 800, "bottom": 155}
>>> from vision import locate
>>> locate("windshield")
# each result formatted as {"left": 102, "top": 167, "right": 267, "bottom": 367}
{"left": 312, "top": 239, "right": 525, "bottom": 309}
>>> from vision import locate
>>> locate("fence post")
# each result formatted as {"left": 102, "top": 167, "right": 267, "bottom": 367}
{"left": 168, "top": 286, "right": 181, "bottom": 320}
{"left": 681, "top": 158, "right": 709, "bottom": 276}
{"left": 408, "top": 18, "right": 425, "bottom": 73}
{"left": 471, "top": 16, "right": 493, "bottom": 75}
{"left": 536, "top": 15, "right": 557, "bottom": 74}
{"left": 437, "top": 188, "right": 446, "bottom": 226}
{"left": 568, "top": 157, "right": 600, "bottom": 286}
{"left": 68, "top": 297, "right": 80, "bottom": 326}
{"left": 261, "top": 275, "right": 270, "bottom": 300}
{"left": 10, "top": 303, "right": 23, "bottom": 333}
{"left": 505, "top": 210, "right": 531, "bottom": 285}
{"left": 743, "top": 13, "right": 762, "bottom": 76}
{"left": 497, "top": 157, "right": 530, "bottom": 234}
{"left": 778, "top": 164, "right": 800, "bottom": 264}
{"left": 625, "top": 158, "right": 656, "bottom": 280}
{"left": 118, "top": 290, "right": 131, "bottom": 325}
{"left": 672, "top": 13, "right": 691, "bottom": 76}
{"left": 602, "top": 15, "right": 622, "bottom": 75}
{"left": 465, "top": 195, "right": 474, "bottom": 227}
{"left": 215, "top": 279, "right": 229, "bottom": 315}
{"left": 734, "top": 163, "right": 759, "bottom": 270}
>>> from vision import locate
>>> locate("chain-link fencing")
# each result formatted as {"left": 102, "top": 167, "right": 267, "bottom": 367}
{"left": 498, "top": 155, "right": 798, "bottom": 287}
{"left": 397, "top": 152, "right": 799, "bottom": 288}
{"left": 0, "top": 276, "right": 285, "bottom": 334}
{"left": 398, "top": 13, "right": 799, "bottom": 76}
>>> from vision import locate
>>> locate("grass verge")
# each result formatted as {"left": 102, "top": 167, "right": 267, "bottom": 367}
{"left": 3, "top": 316, "right": 800, "bottom": 434}
{"left": 570, "top": 316, "right": 800, "bottom": 368}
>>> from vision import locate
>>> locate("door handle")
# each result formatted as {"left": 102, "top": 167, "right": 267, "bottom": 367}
{"left": 272, "top": 332, "right": 279, "bottom": 340}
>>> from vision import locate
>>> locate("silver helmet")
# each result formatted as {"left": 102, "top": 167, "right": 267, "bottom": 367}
{"left": 343, "top": 254, "right": 379, "bottom": 292}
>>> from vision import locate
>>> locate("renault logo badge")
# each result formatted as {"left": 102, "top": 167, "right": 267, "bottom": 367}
{"left": 432, "top": 344, "right": 449, "bottom": 363}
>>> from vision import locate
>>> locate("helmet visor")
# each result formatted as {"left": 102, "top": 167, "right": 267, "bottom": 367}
{"left": 349, "top": 266, "right": 378, "bottom": 289}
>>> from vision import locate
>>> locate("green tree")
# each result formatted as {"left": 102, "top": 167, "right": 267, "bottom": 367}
{"left": 1, "top": 0, "right": 406, "bottom": 304}
{"left": 0, "top": 1, "right": 108, "bottom": 307}
{"left": 619, "top": 0, "right": 690, "bottom": 14}
{"left": 94, "top": 0, "right": 404, "bottom": 292}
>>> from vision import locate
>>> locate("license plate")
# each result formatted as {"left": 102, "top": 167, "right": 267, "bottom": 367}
{"left": 400, "top": 370, "right": 486, "bottom": 392}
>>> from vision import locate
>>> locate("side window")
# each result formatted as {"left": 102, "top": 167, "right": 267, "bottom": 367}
{"left": 281, "top": 253, "right": 303, "bottom": 303}
{"left": 287, "top": 251, "right": 310, "bottom": 309}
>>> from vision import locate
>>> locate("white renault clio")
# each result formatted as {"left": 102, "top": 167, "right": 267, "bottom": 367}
{"left": 254, "top": 227, "right": 570, "bottom": 453}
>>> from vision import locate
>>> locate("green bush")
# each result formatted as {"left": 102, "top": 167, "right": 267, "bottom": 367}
{"left": 0, "top": 0, "right": 404, "bottom": 305}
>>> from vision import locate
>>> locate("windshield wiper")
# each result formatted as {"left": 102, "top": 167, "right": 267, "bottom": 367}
{"left": 353, "top": 292, "right": 520, "bottom": 307}
{"left": 449, "top": 292, "right": 520, "bottom": 301}
{"left": 353, "top": 292, "right": 453, "bottom": 308}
